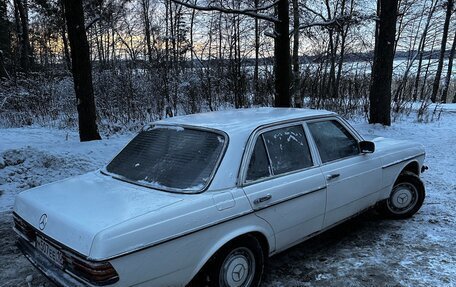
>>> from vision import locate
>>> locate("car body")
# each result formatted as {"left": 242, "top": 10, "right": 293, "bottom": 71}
{"left": 13, "top": 108, "right": 426, "bottom": 287}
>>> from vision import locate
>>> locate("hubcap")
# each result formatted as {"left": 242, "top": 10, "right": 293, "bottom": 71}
{"left": 387, "top": 182, "right": 418, "bottom": 214}
{"left": 220, "top": 247, "right": 255, "bottom": 287}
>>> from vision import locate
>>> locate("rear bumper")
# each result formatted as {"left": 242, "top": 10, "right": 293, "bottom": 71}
{"left": 17, "top": 237, "right": 87, "bottom": 287}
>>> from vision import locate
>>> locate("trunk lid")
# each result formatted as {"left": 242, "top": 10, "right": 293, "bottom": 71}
{"left": 14, "top": 171, "right": 183, "bottom": 256}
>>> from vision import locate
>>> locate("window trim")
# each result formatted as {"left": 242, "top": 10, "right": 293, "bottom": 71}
{"left": 240, "top": 121, "right": 317, "bottom": 186}
{"left": 304, "top": 117, "right": 363, "bottom": 165}
{"left": 101, "top": 124, "right": 229, "bottom": 194}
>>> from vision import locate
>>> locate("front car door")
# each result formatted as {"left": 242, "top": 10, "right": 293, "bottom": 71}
{"left": 241, "top": 123, "right": 327, "bottom": 251}
{"left": 305, "top": 117, "right": 382, "bottom": 228}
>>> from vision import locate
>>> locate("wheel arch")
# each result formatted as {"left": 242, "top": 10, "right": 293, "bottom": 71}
{"left": 380, "top": 158, "right": 423, "bottom": 201}
{"left": 400, "top": 161, "right": 420, "bottom": 177}
{"left": 187, "top": 227, "right": 272, "bottom": 285}
{"left": 390, "top": 160, "right": 421, "bottom": 186}
{"left": 377, "top": 164, "right": 426, "bottom": 219}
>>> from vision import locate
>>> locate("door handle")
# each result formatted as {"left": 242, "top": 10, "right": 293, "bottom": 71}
{"left": 253, "top": 194, "right": 272, "bottom": 204}
{"left": 327, "top": 173, "right": 340, "bottom": 180}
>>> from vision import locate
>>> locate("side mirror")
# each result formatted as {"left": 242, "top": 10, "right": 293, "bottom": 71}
{"left": 359, "top": 141, "right": 375, "bottom": 153}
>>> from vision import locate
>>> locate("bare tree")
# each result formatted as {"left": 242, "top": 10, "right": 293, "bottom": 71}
{"left": 172, "top": 0, "right": 292, "bottom": 107}
{"left": 430, "top": 0, "right": 454, "bottom": 103}
{"left": 291, "top": 0, "right": 301, "bottom": 107}
{"left": 254, "top": 0, "right": 261, "bottom": 105}
{"left": 13, "top": 0, "right": 32, "bottom": 72}
{"left": 412, "top": 0, "right": 438, "bottom": 101}
{"left": 441, "top": 30, "right": 455, "bottom": 103}
{"left": 369, "top": 0, "right": 399, "bottom": 126}
{"left": 63, "top": 0, "right": 101, "bottom": 141}
{"left": 59, "top": 0, "right": 71, "bottom": 71}
{"left": 141, "top": 0, "right": 154, "bottom": 64}
{"left": 0, "top": 0, "right": 10, "bottom": 79}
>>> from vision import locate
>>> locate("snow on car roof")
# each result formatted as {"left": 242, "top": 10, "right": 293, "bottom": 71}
{"left": 156, "top": 107, "right": 335, "bottom": 138}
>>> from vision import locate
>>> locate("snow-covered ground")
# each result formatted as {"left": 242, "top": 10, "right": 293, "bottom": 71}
{"left": 0, "top": 109, "right": 455, "bottom": 287}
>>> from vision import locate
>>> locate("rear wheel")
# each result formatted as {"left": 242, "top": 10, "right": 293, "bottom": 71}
{"left": 378, "top": 172, "right": 425, "bottom": 219}
{"left": 191, "top": 235, "right": 264, "bottom": 287}
{"left": 219, "top": 246, "right": 256, "bottom": 286}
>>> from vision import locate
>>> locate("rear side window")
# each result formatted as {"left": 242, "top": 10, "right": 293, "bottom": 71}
{"left": 307, "top": 120, "right": 359, "bottom": 163}
{"left": 245, "top": 125, "right": 313, "bottom": 182}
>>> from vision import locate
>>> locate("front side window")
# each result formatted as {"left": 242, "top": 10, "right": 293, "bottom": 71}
{"left": 307, "top": 120, "right": 359, "bottom": 163}
{"left": 106, "top": 126, "right": 226, "bottom": 192}
{"left": 262, "top": 125, "right": 313, "bottom": 175}
{"left": 245, "top": 125, "right": 313, "bottom": 182}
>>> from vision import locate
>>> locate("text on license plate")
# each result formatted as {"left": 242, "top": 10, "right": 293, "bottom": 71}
{"left": 36, "top": 236, "right": 64, "bottom": 267}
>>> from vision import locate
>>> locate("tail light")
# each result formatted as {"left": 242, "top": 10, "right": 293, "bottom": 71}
{"left": 13, "top": 214, "right": 36, "bottom": 242}
{"left": 64, "top": 253, "right": 119, "bottom": 286}
{"left": 13, "top": 213, "right": 119, "bottom": 286}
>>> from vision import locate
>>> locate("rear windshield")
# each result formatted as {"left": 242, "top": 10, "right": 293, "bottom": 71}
{"left": 106, "top": 126, "right": 226, "bottom": 193}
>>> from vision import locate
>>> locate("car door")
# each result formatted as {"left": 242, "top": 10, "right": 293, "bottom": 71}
{"left": 241, "top": 123, "right": 327, "bottom": 251}
{"left": 306, "top": 118, "right": 382, "bottom": 228}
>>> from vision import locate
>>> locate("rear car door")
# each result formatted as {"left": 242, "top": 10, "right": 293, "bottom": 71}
{"left": 306, "top": 118, "right": 382, "bottom": 228}
{"left": 241, "top": 123, "right": 327, "bottom": 251}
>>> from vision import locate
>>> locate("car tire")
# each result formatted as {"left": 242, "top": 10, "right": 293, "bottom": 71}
{"left": 378, "top": 172, "right": 425, "bottom": 219}
{"left": 190, "top": 235, "right": 264, "bottom": 287}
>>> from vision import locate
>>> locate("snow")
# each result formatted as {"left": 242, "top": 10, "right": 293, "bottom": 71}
{"left": 0, "top": 127, "right": 131, "bottom": 212}
{"left": 1, "top": 108, "right": 456, "bottom": 286}
{"left": 148, "top": 125, "right": 185, "bottom": 132}
{"left": 159, "top": 107, "right": 334, "bottom": 141}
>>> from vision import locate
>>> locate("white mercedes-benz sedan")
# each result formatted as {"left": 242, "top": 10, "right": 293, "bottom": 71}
{"left": 13, "top": 108, "right": 426, "bottom": 287}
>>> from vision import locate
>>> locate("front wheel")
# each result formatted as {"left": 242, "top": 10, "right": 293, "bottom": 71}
{"left": 378, "top": 172, "right": 425, "bottom": 219}
{"left": 192, "top": 235, "right": 264, "bottom": 287}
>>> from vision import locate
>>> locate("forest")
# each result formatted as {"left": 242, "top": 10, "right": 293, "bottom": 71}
{"left": 0, "top": 0, "right": 455, "bottom": 139}
{"left": 1, "top": 1, "right": 456, "bottom": 286}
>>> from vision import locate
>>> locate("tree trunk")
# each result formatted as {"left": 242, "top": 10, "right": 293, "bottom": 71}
{"left": 420, "top": 34, "right": 437, "bottom": 101}
{"left": 412, "top": 0, "right": 437, "bottom": 101}
{"left": 142, "top": 0, "right": 153, "bottom": 64}
{"left": 0, "top": 51, "right": 9, "bottom": 79}
{"left": 441, "top": 31, "right": 455, "bottom": 103}
{"left": 0, "top": 0, "right": 10, "bottom": 56}
{"left": 292, "top": 0, "right": 301, "bottom": 107}
{"left": 0, "top": 0, "right": 10, "bottom": 78}
{"left": 63, "top": 0, "right": 101, "bottom": 142}
{"left": 14, "top": 0, "right": 32, "bottom": 72}
{"left": 60, "top": 0, "right": 71, "bottom": 71}
{"left": 369, "top": 0, "right": 399, "bottom": 126}
{"left": 253, "top": 0, "right": 260, "bottom": 105}
{"left": 334, "top": 0, "right": 351, "bottom": 99}
{"left": 190, "top": 5, "right": 195, "bottom": 71}
{"left": 325, "top": 0, "right": 336, "bottom": 99}
{"left": 274, "top": 0, "right": 290, "bottom": 107}
{"left": 430, "top": 0, "right": 453, "bottom": 103}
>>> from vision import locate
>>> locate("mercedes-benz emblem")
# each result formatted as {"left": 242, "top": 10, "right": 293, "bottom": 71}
{"left": 38, "top": 214, "right": 47, "bottom": 230}
{"left": 232, "top": 264, "right": 246, "bottom": 282}
{"left": 397, "top": 194, "right": 408, "bottom": 204}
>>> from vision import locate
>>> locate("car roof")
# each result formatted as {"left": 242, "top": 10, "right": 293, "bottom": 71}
{"left": 155, "top": 107, "right": 335, "bottom": 138}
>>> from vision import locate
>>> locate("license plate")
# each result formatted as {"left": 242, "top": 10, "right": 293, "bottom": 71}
{"left": 36, "top": 236, "right": 64, "bottom": 267}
